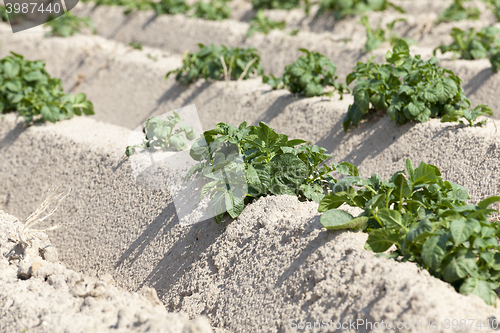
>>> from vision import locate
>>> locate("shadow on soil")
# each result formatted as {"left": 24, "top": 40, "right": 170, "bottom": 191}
{"left": 463, "top": 67, "right": 495, "bottom": 97}
{"left": 0, "top": 120, "right": 26, "bottom": 152}
{"left": 317, "top": 115, "right": 413, "bottom": 170}
{"left": 258, "top": 93, "right": 301, "bottom": 125}
{"left": 139, "top": 81, "right": 212, "bottom": 124}
{"left": 113, "top": 161, "right": 226, "bottom": 302}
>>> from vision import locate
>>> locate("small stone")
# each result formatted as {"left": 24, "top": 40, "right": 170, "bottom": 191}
{"left": 18, "top": 261, "right": 32, "bottom": 279}
{"left": 41, "top": 246, "right": 58, "bottom": 263}
{"left": 101, "top": 273, "right": 115, "bottom": 285}
{"left": 31, "top": 261, "right": 46, "bottom": 274}
{"left": 140, "top": 287, "right": 162, "bottom": 307}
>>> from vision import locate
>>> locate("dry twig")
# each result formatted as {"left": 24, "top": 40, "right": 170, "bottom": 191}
{"left": 220, "top": 56, "right": 229, "bottom": 87}
{"left": 237, "top": 57, "right": 258, "bottom": 87}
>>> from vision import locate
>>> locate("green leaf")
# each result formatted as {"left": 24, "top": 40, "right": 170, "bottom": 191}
{"left": 392, "top": 39, "right": 409, "bottom": 55}
{"left": 459, "top": 277, "right": 498, "bottom": 306}
{"left": 422, "top": 234, "right": 448, "bottom": 271}
{"left": 318, "top": 192, "right": 352, "bottom": 212}
{"left": 441, "top": 249, "right": 477, "bottom": 283}
{"left": 478, "top": 196, "right": 500, "bottom": 210}
{"left": 365, "top": 228, "right": 400, "bottom": 253}
{"left": 406, "top": 158, "right": 415, "bottom": 183}
{"left": 413, "top": 161, "right": 439, "bottom": 185}
{"left": 354, "top": 89, "right": 370, "bottom": 113}
{"left": 334, "top": 161, "right": 359, "bottom": 176}
{"left": 321, "top": 209, "right": 368, "bottom": 230}
{"left": 3, "top": 61, "right": 20, "bottom": 78}
{"left": 450, "top": 218, "right": 476, "bottom": 245}
{"left": 376, "top": 208, "right": 404, "bottom": 229}
{"left": 40, "top": 105, "right": 60, "bottom": 123}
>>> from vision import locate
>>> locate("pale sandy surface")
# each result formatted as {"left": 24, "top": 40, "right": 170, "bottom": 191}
{"left": 0, "top": 210, "right": 212, "bottom": 333}
{"left": 1, "top": 1, "right": 500, "bottom": 332}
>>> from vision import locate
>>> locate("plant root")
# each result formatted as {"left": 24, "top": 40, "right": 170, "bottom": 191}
{"left": 7, "top": 187, "right": 72, "bottom": 261}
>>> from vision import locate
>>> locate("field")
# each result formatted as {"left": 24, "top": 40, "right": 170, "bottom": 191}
{"left": 2, "top": 0, "right": 500, "bottom": 332}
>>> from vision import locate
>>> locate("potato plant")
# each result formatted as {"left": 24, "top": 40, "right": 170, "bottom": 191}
{"left": 436, "top": 0, "right": 480, "bottom": 24}
{"left": 0, "top": 52, "right": 94, "bottom": 124}
{"left": 263, "top": 49, "right": 349, "bottom": 98}
{"left": 154, "top": 0, "right": 189, "bottom": 15}
{"left": 166, "top": 44, "right": 263, "bottom": 85}
{"left": 44, "top": 12, "right": 96, "bottom": 37}
{"left": 359, "top": 15, "right": 415, "bottom": 53}
{"left": 434, "top": 27, "right": 500, "bottom": 73}
{"left": 317, "top": 0, "right": 405, "bottom": 20}
{"left": 186, "top": 121, "right": 357, "bottom": 223}
{"left": 81, "top": 0, "right": 154, "bottom": 14}
{"left": 191, "top": 0, "right": 231, "bottom": 20}
{"left": 128, "top": 41, "right": 143, "bottom": 50}
{"left": 344, "top": 40, "right": 491, "bottom": 131}
{"left": 251, "top": 0, "right": 301, "bottom": 10}
{"left": 247, "top": 10, "right": 286, "bottom": 37}
{"left": 319, "top": 158, "right": 500, "bottom": 306}
{"left": 125, "top": 112, "right": 195, "bottom": 156}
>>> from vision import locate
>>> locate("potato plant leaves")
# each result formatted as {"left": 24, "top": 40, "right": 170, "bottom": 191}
{"left": 0, "top": 52, "right": 94, "bottom": 124}
{"left": 191, "top": 0, "right": 231, "bottom": 20}
{"left": 166, "top": 44, "right": 263, "bottom": 86}
{"left": 186, "top": 121, "right": 357, "bottom": 223}
{"left": 319, "top": 158, "right": 500, "bottom": 306}
{"left": 344, "top": 40, "right": 492, "bottom": 130}
{"left": 359, "top": 15, "right": 415, "bottom": 53}
{"left": 247, "top": 10, "right": 286, "bottom": 38}
{"left": 252, "top": 0, "right": 300, "bottom": 10}
{"left": 320, "top": 209, "right": 368, "bottom": 230}
{"left": 317, "top": 0, "right": 405, "bottom": 20}
{"left": 434, "top": 26, "right": 500, "bottom": 75}
{"left": 44, "top": 12, "right": 96, "bottom": 37}
{"left": 436, "top": 0, "right": 480, "bottom": 24}
{"left": 125, "top": 112, "right": 195, "bottom": 156}
{"left": 263, "top": 48, "right": 349, "bottom": 98}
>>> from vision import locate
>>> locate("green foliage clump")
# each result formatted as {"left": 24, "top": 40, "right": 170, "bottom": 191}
{"left": 434, "top": 27, "right": 500, "bottom": 73}
{"left": 247, "top": 10, "right": 286, "bottom": 37}
{"left": 436, "top": 0, "right": 480, "bottom": 24}
{"left": 125, "top": 112, "right": 195, "bottom": 156}
{"left": 0, "top": 52, "right": 94, "bottom": 124}
{"left": 1, "top": 6, "right": 8, "bottom": 22}
{"left": 186, "top": 121, "right": 357, "bottom": 223}
{"left": 319, "top": 158, "right": 500, "bottom": 306}
{"left": 154, "top": 0, "right": 189, "bottom": 14}
{"left": 263, "top": 49, "right": 349, "bottom": 98}
{"left": 166, "top": 44, "right": 263, "bottom": 85}
{"left": 359, "top": 15, "right": 415, "bottom": 52}
{"left": 191, "top": 0, "right": 231, "bottom": 20}
{"left": 434, "top": 27, "right": 500, "bottom": 60}
{"left": 128, "top": 41, "right": 143, "bottom": 50}
{"left": 44, "top": 12, "right": 96, "bottom": 37}
{"left": 317, "top": 0, "right": 405, "bottom": 20}
{"left": 251, "top": 0, "right": 301, "bottom": 10}
{"left": 82, "top": 0, "right": 190, "bottom": 15}
{"left": 85, "top": 0, "right": 155, "bottom": 14}
{"left": 344, "top": 40, "right": 489, "bottom": 130}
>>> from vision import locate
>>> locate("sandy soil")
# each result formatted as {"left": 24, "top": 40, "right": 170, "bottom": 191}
{"left": 2, "top": 0, "right": 500, "bottom": 332}
{"left": 0, "top": 210, "right": 212, "bottom": 333}
{"left": 1, "top": 109, "right": 500, "bottom": 331}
